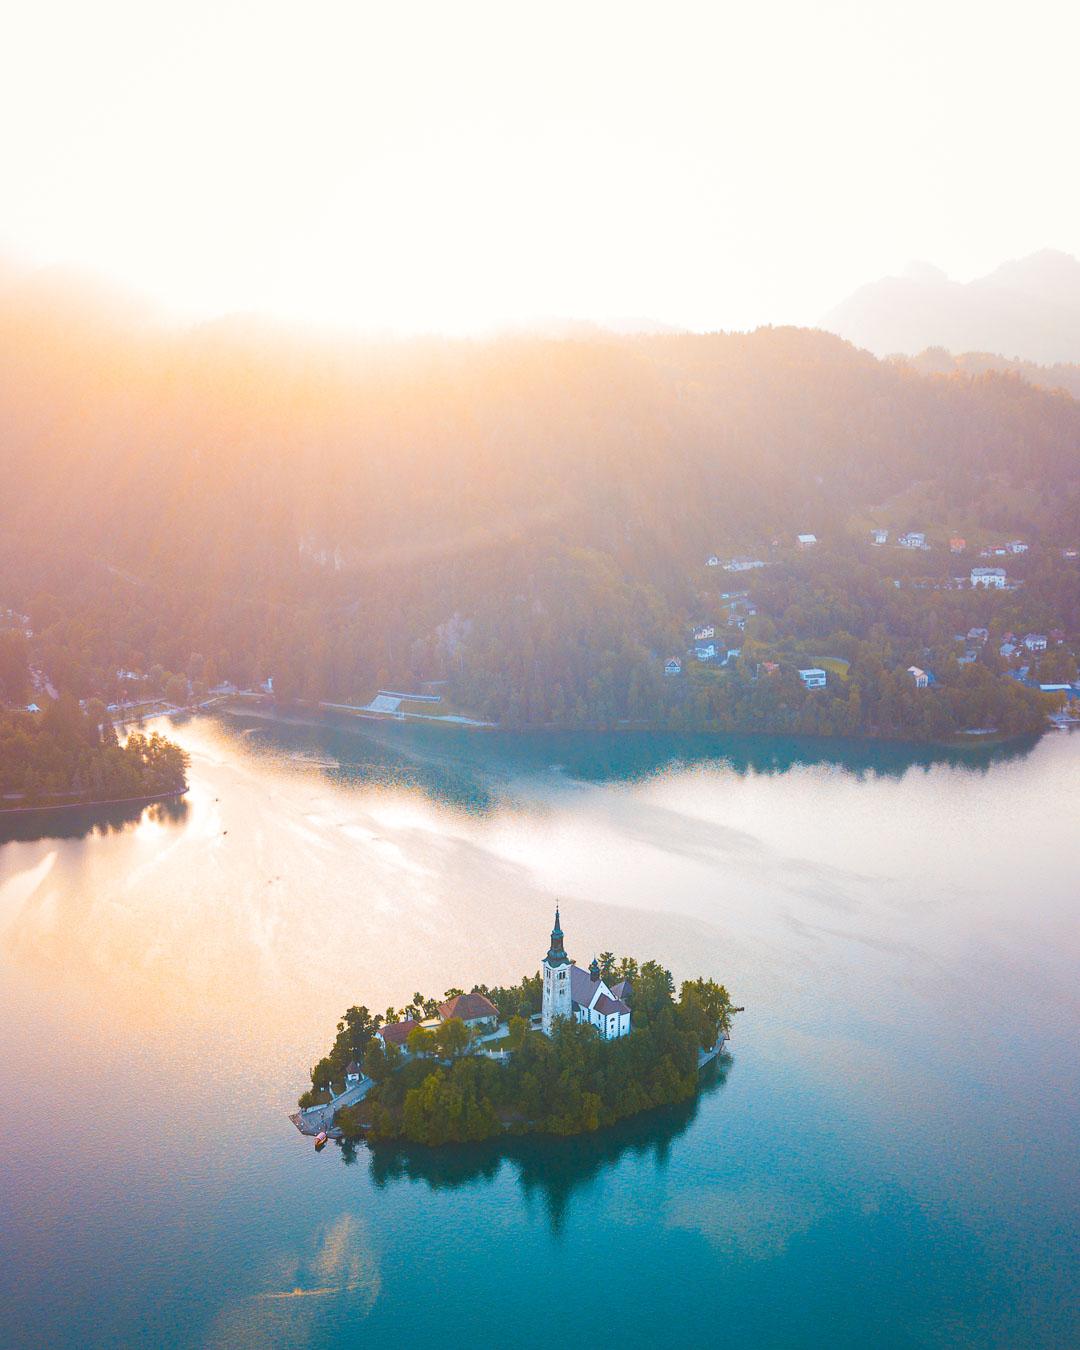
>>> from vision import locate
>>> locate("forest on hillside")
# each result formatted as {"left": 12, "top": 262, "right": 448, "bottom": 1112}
{"left": 1, "top": 280, "right": 1078, "bottom": 742}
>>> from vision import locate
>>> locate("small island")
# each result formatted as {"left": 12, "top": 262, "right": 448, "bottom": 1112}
{"left": 292, "top": 909, "right": 738, "bottom": 1147}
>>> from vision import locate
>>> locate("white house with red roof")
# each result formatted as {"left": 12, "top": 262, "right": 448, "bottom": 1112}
{"left": 376, "top": 1018, "right": 419, "bottom": 1051}
{"left": 540, "top": 908, "right": 631, "bottom": 1040}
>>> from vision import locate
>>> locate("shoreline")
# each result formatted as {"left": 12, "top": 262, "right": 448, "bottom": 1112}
{"left": 0, "top": 786, "right": 188, "bottom": 817}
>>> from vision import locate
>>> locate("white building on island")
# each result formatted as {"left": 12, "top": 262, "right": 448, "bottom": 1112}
{"left": 541, "top": 908, "right": 631, "bottom": 1040}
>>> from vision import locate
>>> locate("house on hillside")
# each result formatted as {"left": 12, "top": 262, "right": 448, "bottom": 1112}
{"left": 724, "top": 557, "right": 765, "bottom": 572}
{"left": 796, "top": 533, "right": 818, "bottom": 548}
{"left": 376, "top": 1019, "right": 419, "bottom": 1052}
{"left": 907, "top": 666, "right": 929, "bottom": 688}
{"left": 706, "top": 555, "right": 720, "bottom": 567}
{"left": 1023, "top": 634, "right": 1048, "bottom": 653}
{"left": 664, "top": 658, "right": 682, "bottom": 676}
{"left": 694, "top": 644, "right": 717, "bottom": 662}
{"left": 798, "top": 668, "right": 826, "bottom": 689}
{"left": 971, "top": 567, "right": 1007, "bottom": 589}
{"left": 967, "top": 627, "right": 989, "bottom": 644}
{"left": 438, "top": 993, "right": 499, "bottom": 1032}
{"left": 949, "top": 537, "right": 966, "bottom": 553}
{"left": 345, "top": 1061, "right": 363, "bottom": 1087}
{"left": 1007, "top": 540, "right": 1029, "bottom": 554}
{"left": 541, "top": 909, "right": 631, "bottom": 1040}
{"left": 693, "top": 625, "right": 715, "bottom": 641}
{"left": 899, "top": 531, "right": 927, "bottom": 549}
{"left": 870, "top": 529, "right": 888, "bottom": 545}
{"left": 1000, "top": 641, "right": 1018, "bottom": 658}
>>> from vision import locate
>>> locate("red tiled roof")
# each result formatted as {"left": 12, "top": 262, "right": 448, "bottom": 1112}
{"left": 438, "top": 992, "right": 499, "bottom": 1023}
{"left": 377, "top": 1019, "right": 419, "bottom": 1046}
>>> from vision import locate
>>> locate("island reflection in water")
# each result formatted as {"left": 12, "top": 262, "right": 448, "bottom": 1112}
{"left": 351, "top": 1056, "right": 732, "bottom": 1235}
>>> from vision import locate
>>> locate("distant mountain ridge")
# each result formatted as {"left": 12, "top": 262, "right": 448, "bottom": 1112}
{"left": 822, "top": 249, "right": 1080, "bottom": 365}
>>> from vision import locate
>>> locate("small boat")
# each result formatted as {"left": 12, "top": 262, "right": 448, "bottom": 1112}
{"left": 314, "top": 1131, "right": 328, "bottom": 1149}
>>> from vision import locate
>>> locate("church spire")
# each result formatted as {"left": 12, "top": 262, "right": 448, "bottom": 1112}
{"left": 545, "top": 904, "right": 569, "bottom": 966}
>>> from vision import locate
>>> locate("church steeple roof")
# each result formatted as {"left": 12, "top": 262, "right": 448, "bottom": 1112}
{"left": 545, "top": 905, "right": 570, "bottom": 967}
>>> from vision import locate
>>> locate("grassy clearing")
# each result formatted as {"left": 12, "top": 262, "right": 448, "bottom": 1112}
{"left": 818, "top": 657, "right": 851, "bottom": 681}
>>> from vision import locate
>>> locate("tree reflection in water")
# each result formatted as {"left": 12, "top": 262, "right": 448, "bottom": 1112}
{"left": 346, "top": 1055, "right": 732, "bottom": 1235}
{"left": 0, "top": 794, "right": 189, "bottom": 845}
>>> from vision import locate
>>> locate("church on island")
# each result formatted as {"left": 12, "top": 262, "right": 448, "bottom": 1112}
{"left": 541, "top": 907, "right": 632, "bottom": 1040}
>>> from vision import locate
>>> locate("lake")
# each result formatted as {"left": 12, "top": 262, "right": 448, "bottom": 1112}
{"left": 1, "top": 713, "right": 1077, "bottom": 1348}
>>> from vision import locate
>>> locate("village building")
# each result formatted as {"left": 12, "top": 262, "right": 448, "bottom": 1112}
{"left": 723, "top": 557, "right": 765, "bottom": 572}
{"left": 797, "top": 668, "right": 826, "bottom": 689}
{"left": 706, "top": 555, "right": 720, "bottom": 567}
{"left": 1023, "top": 634, "right": 1048, "bottom": 653}
{"left": 438, "top": 992, "right": 499, "bottom": 1032}
{"left": 971, "top": 567, "right": 1007, "bottom": 589}
{"left": 344, "top": 1061, "right": 362, "bottom": 1087}
{"left": 376, "top": 1018, "right": 419, "bottom": 1051}
{"left": 899, "top": 531, "right": 927, "bottom": 549}
{"left": 664, "top": 658, "right": 682, "bottom": 676}
{"left": 949, "top": 537, "right": 966, "bottom": 553}
{"left": 540, "top": 909, "right": 631, "bottom": 1040}
{"left": 796, "top": 533, "right": 818, "bottom": 548}
{"left": 870, "top": 528, "right": 888, "bottom": 545}
{"left": 1007, "top": 540, "right": 1029, "bottom": 554}
{"left": 907, "top": 666, "right": 929, "bottom": 688}
{"left": 967, "top": 627, "right": 990, "bottom": 644}
{"left": 693, "top": 625, "right": 715, "bottom": 641}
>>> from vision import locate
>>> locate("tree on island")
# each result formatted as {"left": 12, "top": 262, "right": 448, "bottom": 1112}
{"left": 434, "top": 1017, "right": 470, "bottom": 1059}
{"left": 407, "top": 1026, "right": 436, "bottom": 1057}
{"left": 363, "top": 1037, "right": 401, "bottom": 1083}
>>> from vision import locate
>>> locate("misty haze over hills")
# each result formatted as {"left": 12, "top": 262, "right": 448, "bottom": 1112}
{"left": 822, "top": 249, "right": 1080, "bottom": 366}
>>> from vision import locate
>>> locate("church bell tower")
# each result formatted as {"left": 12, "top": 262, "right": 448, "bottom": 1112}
{"left": 541, "top": 905, "right": 573, "bottom": 1035}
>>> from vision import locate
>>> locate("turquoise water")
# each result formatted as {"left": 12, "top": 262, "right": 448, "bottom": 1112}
{"left": 0, "top": 715, "right": 1077, "bottom": 1348}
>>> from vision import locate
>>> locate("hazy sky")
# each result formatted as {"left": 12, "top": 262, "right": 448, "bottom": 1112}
{"left": 3, "top": 0, "right": 1079, "bottom": 334}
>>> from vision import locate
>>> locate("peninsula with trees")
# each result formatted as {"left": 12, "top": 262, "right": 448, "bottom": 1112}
{"left": 292, "top": 909, "right": 737, "bottom": 1147}
{"left": 0, "top": 693, "right": 188, "bottom": 811}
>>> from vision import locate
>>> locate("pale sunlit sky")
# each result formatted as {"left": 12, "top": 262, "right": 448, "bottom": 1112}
{"left": 3, "top": 0, "right": 1079, "bottom": 334}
